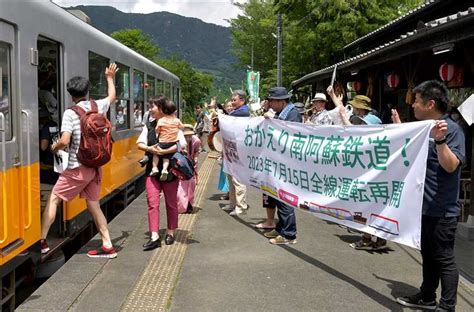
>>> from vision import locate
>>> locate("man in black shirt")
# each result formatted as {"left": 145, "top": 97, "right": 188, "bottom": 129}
{"left": 396, "top": 80, "right": 465, "bottom": 312}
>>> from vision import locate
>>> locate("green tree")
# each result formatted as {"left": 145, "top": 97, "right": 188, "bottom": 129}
{"left": 157, "top": 56, "right": 214, "bottom": 123}
{"left": 111, "top": 29, "right": 160, "bottom": 60}
{"left": 229, "top": 0, "right": 278, "bottom": 92}
{"left": 111, "top": 29, "right": 214, "bottom": 123}
{"left": 229, "top": 0, "right": 423, "bottom": 90}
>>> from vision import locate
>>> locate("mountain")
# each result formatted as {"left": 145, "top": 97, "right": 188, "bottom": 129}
{"left": 70, "top": 5, "right": 242, "bottom": 86}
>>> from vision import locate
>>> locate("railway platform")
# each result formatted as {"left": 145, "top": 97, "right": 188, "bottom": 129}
{"left": 17, "top": 154, "right": 474, "bottom": 311}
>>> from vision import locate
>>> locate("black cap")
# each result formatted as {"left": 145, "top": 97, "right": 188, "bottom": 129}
{"left": 266, "top": 87, "right": 291, "bottom": 100}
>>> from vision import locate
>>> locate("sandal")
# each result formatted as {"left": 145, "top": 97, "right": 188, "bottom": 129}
{"left": 254, "top": 223, "right": 276, "bottom": 230}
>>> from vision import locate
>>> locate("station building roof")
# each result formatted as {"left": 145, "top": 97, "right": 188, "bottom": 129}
{"left": 292, "top": 6, "right": 474, "bottom": 90}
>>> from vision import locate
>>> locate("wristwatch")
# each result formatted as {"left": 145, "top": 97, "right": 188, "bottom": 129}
{"left": 435, "top": 137, "right": 446, "bottom": 145}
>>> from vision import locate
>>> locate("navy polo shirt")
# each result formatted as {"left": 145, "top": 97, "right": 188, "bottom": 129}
{"left": 422, "top": 115, "right": 465, "bottom": 217}
{"left": 230, "top": 104, "right": 250, "bottom": 117}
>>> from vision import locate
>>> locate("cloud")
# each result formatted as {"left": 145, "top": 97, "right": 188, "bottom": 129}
{"left": 53, "top": 0, "right": 245, "bottom": 26}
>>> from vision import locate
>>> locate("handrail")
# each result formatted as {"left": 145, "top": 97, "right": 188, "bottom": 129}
{"left": 0, "top": 112, "right": 7, "bottom": 243}
{"left": 21, "top": 110, "right": 33, "bottom": 229}
{"left": 0, "top": 112, "right": 5, "bottom": 172}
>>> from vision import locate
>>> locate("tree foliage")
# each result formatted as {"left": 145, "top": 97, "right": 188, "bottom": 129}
{"left": 157, "top": 56, "right": 214, "bottom": 122}
{"left": 111, "top": 29, "right": 214, "bottom": 123}
{"left": 229, "top": 0, "right": 423, "bottom": 90}
{"left": 111, "top": 29, "right": 160, "bottom": 60}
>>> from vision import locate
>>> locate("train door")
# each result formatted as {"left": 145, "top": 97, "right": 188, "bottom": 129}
{"left": 37, "top": 36, "right": 62, "bottom": 239}
{"left": 0, "top": 22, "right": 23, "bottom": 258}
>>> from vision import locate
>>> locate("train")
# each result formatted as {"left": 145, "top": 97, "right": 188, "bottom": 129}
{"left": 0, "top": 2, "right": 181, "bottom": 309}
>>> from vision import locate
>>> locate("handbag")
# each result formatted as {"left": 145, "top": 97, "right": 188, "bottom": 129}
{"left": 169, "top": 143, "right": 195, "bottom": 181}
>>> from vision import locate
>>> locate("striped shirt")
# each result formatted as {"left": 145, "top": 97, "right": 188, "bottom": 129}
{"left": 61, "top": 98, "right": 110, "bottom": 169}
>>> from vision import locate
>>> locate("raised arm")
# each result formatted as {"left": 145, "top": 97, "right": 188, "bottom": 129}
{"left": 105, "top": 63, "right": 119, "bottom": 104}
{"left": 391, "top": 109, "right": 402, "bottom": 124}
{"left": 432, "top": 120, "right": 461, "bottom": 173}
{"left": 326, "top": 85, "right": 344, "bottom": 108}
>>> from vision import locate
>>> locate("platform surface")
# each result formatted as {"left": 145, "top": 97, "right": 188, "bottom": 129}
{"left": 18, "top": 154, "right": 474, "bottom": 311}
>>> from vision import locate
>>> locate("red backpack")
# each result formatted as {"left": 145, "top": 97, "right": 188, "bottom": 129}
{"left": 70, "top": 100, "right": 112, "bottom": 168}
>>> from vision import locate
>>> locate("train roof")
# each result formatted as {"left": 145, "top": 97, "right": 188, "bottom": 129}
{"left": 0, "top": 1, "right": 179, "bottom": 84}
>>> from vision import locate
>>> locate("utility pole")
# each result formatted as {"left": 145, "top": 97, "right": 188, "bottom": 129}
{"left": 251, "top": 43, "right": 254, "bottom": 71}
{"left": 276, "top": 13, "right": 282, "bottom": 87}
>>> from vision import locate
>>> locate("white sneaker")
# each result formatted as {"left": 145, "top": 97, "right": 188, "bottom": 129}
{"left": 229, "top": 209, "right": 245, "bottom": 216}
{"left": 149, "top": 167, "right": 159, "bottom": 176}
{"left": 221, "top": 205, "right": 233, "bottom": 211}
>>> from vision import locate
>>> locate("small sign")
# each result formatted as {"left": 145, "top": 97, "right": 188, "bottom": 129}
{"left": 457, "top": 94, "right": 473, "bottom": 126}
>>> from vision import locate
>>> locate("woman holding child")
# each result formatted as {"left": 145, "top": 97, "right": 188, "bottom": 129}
{"left": 136, "top": 96, "right": 182, "bottom": 251}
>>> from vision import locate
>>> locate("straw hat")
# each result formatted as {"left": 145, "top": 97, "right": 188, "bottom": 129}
{"left": 183, "top": 123, "right": 195, "bottom": 136}
{"left": 349, "top": 95, "right": 372, "bottom": 111}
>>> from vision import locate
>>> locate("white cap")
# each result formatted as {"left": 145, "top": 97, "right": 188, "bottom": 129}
{"left": 312, "top": 93, "right": 328, "bottom": 102}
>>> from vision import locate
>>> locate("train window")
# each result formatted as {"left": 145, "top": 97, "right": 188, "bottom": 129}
{"left": 173, "top": 87, "right": 178, "bottom": 102}
{"left": 133, "top": 69, "right": 144, "bottom": 127}
{"left": 0, "top": 42, "right": 12, "bottom": 140}
{"left": 156, "top": 78, "right": 164, "bottom": 95}
{"left": 146, "top": 75, "right": 155, "bottom": 98}
{"left": 113, "top": 62, "right": 130, "bottom": 131}
{"left": 164, "top": 81, "right": 171, "bottom": 98}
{"left": 88, "top": 52, "right": 110, "bottom": 98}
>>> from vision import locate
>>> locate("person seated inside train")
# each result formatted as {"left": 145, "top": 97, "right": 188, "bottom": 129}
{"left": 38, "top": 63, "right": 58, "bottom": 119}
{"left": 38, "top": 106, "right": 59, "bottom": 184}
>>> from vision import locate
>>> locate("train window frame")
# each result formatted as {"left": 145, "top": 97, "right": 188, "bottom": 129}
{"left": 146, "top": 75, "right": 155, "bottom": 99}
{"left": 113, "top": 62, "right": 130, "bottom": 131}
{"left": 0, "top": 41, "right": 12, "bottom": 140}
{"left": 156, "top": 78, "right": 164, "bottom": 95}
{"left": 164, "top": 81, "right": 171, "bottom": 98}
{"left": 176, "top": 87, "right": 180, "bottom": 106}
{"left": 88, "top": 51, "right": 110, "bottom": 99}
{"left": 133, "top": 69, "right": 145, "bottom": 127}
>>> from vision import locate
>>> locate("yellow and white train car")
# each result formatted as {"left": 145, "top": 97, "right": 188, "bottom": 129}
{"left": 0, "top": 2, "right": 181, "bottom": 308}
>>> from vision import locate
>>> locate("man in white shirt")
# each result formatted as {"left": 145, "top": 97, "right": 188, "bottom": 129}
{"left": 40, "top": 63, "right": 118, "bottom": 259}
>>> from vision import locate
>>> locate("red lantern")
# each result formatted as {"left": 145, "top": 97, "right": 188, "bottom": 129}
{"left": 387, "top": 74, "right": 400, "bottom": 88}
{"left": 352, "top": 81, "right": 361, "bottom": 92}
{"left": 439, "top": 63, "right": 455, "bottom": 82}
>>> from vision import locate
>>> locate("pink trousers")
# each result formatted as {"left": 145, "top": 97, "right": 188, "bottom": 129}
{"left": 145, "top": 177, "right": 179, "bottom": 233}
{"left": 177, "top": 175, "right": 197, "bottom": 214}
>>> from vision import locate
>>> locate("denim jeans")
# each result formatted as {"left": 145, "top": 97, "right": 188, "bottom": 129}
{"left": 275, "top": 200, "right": 297, "bottom": 240}
{"left": 420, "top": 215, "right": 458, "bottom": 311}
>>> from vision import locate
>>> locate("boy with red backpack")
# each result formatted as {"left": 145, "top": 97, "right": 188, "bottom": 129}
{"left": 40, "top": 63, "right": 118, "bottom": 258}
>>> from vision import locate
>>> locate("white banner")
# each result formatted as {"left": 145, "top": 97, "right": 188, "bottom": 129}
{"left": 219, "top": 114, "right": 433, "bottom": 249}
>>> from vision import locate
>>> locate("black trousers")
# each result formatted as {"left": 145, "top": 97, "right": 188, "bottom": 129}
{"left": 420, "top": 215, "right": 458, "bottom": 311}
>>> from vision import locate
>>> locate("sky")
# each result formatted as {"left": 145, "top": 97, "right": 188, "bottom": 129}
{"left": 52, "top": 0, "right": 246, "bottom": 27}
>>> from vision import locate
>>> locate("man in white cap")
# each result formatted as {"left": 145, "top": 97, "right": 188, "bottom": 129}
{"left": 308, "top": 93, "right": 332, "bottom": 125}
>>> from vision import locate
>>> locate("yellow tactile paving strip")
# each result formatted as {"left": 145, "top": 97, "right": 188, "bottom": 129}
{"left": 121, "top": 154, "right": 217, "bottom": 311}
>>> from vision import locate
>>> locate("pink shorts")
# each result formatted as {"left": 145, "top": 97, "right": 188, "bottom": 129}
{"left": 52, "top": 166, "right": 102, "bottom": 202}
